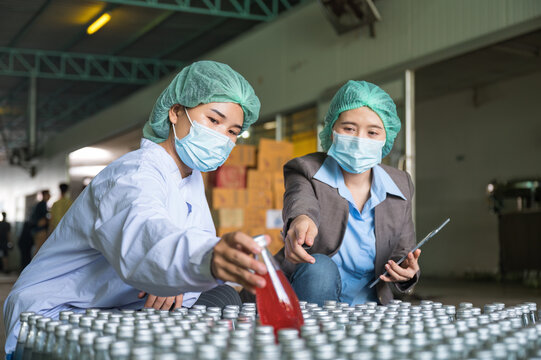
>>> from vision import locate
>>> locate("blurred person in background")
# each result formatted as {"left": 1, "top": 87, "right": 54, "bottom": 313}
{"left": 29, "top": 190, "right": 50, "bottom": 253}
{"left": 0, "top": 212, "right": 12, "bottom": 273}
{"left": 17, "top": 221, "right": 33, "bottom": 271}
{"left": 49, "top": 183, "right": 73, "bottom": 234}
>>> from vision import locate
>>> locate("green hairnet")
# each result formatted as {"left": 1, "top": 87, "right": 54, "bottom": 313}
{"left": 319, "top": 80, "right": 401, "bottom": 158}
{"left": 143, "top": 60, "right": 261, "bottom": 143}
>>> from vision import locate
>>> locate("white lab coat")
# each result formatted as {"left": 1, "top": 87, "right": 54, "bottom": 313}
{"left": 3, "top": 139, "right": 220, "bottom": 353}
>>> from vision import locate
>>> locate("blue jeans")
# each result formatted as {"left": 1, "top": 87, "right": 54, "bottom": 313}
{"left": 290, "top": 254, "right": 341, "bottom": 307}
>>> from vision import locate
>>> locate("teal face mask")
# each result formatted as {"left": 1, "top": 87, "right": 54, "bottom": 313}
{"left": 171, "top": 108, "right": 235, "bottom": 172}
{"left": 328, "top": 131, "right": 385, "bottom": 174}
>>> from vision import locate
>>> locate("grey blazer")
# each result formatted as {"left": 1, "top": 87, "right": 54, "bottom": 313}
{"left": 274, "top": 152, "right": 419, "bottom": 305}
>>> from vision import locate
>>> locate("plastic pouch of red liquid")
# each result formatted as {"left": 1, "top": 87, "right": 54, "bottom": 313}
{"left": 254, "top": 235, "right": 304, "bottom": 337}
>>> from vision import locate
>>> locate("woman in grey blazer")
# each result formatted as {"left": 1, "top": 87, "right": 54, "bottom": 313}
{"left": 274, "top": 80, "right": 421, "bottom": 306}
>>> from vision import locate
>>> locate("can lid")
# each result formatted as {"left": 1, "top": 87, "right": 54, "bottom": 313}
{"left": 79, "top": 331, "right": 98, "bottom": 345}
{"left": 109, "top": 340, "right": 130, "bottom": 355}
{"left": 79, "top": 316, "right": 93, "bottom": 327}
{"left": 107, "top": 314, "right": 122, "bottom": 323}
{"left": 68, "top": 313, "right": 83, "bottom": 324}
{"left": 28, "top": 314, "right": 43, "bottom": 324}
{"left": 67, "top": 328, "right": 83, "bottom": 341}
{"left": 91, "top": 319, "right": 107, "bottom": 330}
{"left": 157, "top": 353, "right": 177, "bottom": 360}
{"left": 85, "top": 308, "right": 99, "bottom": 316}
{"left": 54, "top": 324, "right": 72, "bottom": 336}
{"left": 46, "top": 321, "right": 61, "bottom": 332}
{"left": 36, "top": 317, "right": 52, "bottom": 328}
{"left": 19, "top": 312, "right": 35, "bottom": 322}
{"left": 94, "top": 335, "right": 114, "bottom": 346}
{"left": 156, "top": 332, "right": 174, "bottom": 346}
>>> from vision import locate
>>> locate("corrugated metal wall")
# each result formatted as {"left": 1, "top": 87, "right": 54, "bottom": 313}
{"left": 205, "top": 0, "right": 541, "bottom": 119}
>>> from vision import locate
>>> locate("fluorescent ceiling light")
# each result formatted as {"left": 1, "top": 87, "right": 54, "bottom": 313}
{"left": 69, "top": 165, "right": 107, "bottom": 178}
{"left": 263, "top": 121, "right": 277, "bottom": 130}
{"left": 69, "top": 147, "right": 112, "bottom": 163}
{"left": 87, "top": 13, "right": 111, "bottom": 35}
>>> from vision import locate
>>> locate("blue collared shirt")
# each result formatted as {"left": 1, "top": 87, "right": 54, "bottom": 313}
{"left": 313, "top": 156, "right": 405, "bottom": 305}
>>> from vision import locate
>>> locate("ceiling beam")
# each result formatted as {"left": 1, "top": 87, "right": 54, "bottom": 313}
{"left": 2, "top": 9, "right": 180, "bottom": 151}
{"left": 37, "top": 17, "right": 226, "bottom": 133}
{"left": 99, "top": 0, "right": 296, "bottom": 21}
{"left": 114, "top": 10, "right": 176, "bottom": 54}
{"left": 0, "top": 47, "right": 184, "bottom": 84}
{"left": 155, "top": 17, "right": 228, "bottom": 59}
{"left": 30, "top": 10, "right": 177, "bottom": 126}
{"left": 31, "top": 11, "right": 176, "bottom": 125}
{"left": 0, "top": 0, "right": 54, "bottom": 107}
{"left": 36, "top": 17, "right": 224, "bottom": 131}
{"left": 0, "top": 4, "right": 120, "bottom": 130}
{"left": 7, "top": 0, "right": 54, "bottom": 47}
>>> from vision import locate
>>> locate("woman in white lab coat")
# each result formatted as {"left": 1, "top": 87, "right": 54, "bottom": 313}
{"left": 3, "top": 61, "right": 267, "bottom": 355}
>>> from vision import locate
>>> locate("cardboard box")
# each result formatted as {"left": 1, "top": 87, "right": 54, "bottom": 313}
{"left": 266, "top": 209, "right": 283, "bottom": 229}
{"left": 266, "top": 229, "right": 284, "bottom": 255}
{"left": 244, "top": 227, "right": 266, "bottom": 237}
{"left": 217, "top": 227, "right": 243, "bottom": 237}
{"left": 212, "top": 208, "right": 244, "bottom": 228}
{"left": 258, "top": 138, "right": 294, "bottom": 155}
{"left": 273, "top": 190, "right": 284, "bottom": 209}
{"left": 272, "top": 171, "right": 285, "bottom": 208}
{"left": 247, "top": 170, "right": 273, "bottom": 190}
{"left": 201, "top": 171, "right": 216, "bottom": 189}
{"left": 225, "top": 144, "right": 256, "bottom": 167}
{"left": 212, "top": 189, "right": 246, "bottom": 209}
{"left": 291, "top": 130, "right": 318, "bottom": 158}
{"left": 201, "top": 171, "right": 209, "bottom": 188}
{"left": 257, "top": 139, "right": 294, "bottom": 171}
{"left": 215, "top": 165, "right": 246, "bottom": 189}
{"left": 204, "top": 188, "right": 213, "bottom": 206}
{"left": 244, "top": 208, "right": 267, "bottom": 228}
{"left": 245, "top": 189, "right": 273, "bottom": 208}
{"left": 272, "top": 171, "right": 284, "bottom": 193}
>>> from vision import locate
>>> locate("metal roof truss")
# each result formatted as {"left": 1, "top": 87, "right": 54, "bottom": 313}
{"left": 0, "top": 47, "right": 184, "bottom": 84}
{"left": 100, "top": 0, "right": 294, "bottom": 21}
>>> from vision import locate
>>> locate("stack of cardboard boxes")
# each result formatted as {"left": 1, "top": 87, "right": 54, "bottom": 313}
{"left": 209, "top": 139, "right": 293, "bottom": 255}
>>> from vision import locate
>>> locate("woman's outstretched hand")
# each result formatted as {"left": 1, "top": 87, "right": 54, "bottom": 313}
{"left": 285, "top": 215, "right": 318, "bottom": 264}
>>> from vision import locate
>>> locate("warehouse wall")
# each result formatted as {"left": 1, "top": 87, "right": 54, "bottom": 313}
{"left": 415, "top": 70, "right": 541, "bottom": 277}
{"left": 204, "top": 0, "right": 541, "bottom": 119}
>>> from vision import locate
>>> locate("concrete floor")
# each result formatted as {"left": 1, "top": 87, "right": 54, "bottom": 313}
{"left": 0, "top": 275, "right": 539, "bottom": 357}
{"left": 407, "top": 277, "right": 541, "bottom": 307}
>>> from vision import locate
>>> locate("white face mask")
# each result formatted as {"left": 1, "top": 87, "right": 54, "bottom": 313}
{"left": 171, "top": 108, "right": 235, "bottom": 172}
{"left": 328, "top": 131, "right": 385, "bottom": 174}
